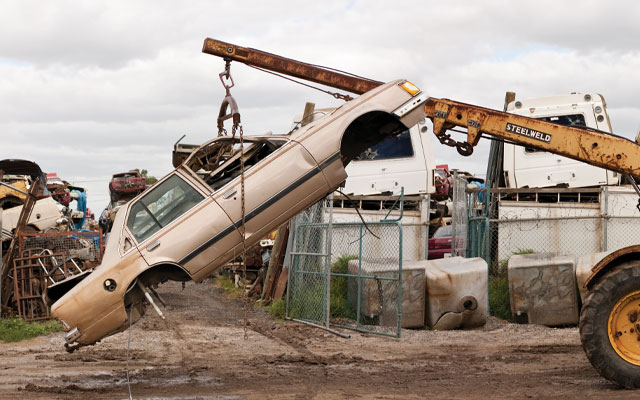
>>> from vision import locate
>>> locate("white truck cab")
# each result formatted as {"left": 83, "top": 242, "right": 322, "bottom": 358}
{"left": 292, "top": 109, "right": 435, "bottom": 196}
{"left": 503, "top": 93, "right": 620, "bottom": 188}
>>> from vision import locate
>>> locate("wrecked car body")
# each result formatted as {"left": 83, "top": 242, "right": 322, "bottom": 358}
{"left": 0, "top": 159, "right": 48, "bottom": 209}
{"left": 51, "top": 79, "right": 428, "bottom": 348}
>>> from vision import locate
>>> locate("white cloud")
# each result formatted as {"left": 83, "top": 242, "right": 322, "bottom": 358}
{"left": 1, "top": 0, "right": 639, "bottom": 213}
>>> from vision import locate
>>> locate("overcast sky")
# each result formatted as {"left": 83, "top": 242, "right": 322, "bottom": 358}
{"left": 2, "top": 0, "right": 640, "bottom": 214}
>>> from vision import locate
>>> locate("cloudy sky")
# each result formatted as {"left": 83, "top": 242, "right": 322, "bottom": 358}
{"left": 2, "top": 0, "right": 640, "bottom": 214}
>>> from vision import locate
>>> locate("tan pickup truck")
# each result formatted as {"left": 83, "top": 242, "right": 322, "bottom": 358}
{"left": 51, "top": 80, "right": 427, "bottom": 348}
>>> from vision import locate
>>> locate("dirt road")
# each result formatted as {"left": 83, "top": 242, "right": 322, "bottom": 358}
{"left": 0, "top": 280, "right": 633, "bottom": 399}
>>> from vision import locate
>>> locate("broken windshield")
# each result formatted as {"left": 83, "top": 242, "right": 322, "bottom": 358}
{"left": 183, "top": 137, "right": 288, "bottom": 191}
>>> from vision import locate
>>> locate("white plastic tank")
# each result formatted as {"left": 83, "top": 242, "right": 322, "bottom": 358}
{"left": 422, "top": 257, "right": 488, "bottom": 330}
{"left": 575, "top": 251, "right": 612, "bottom": 303}
{"left": 508, "top": 253, "right": 578, "bottom": 326}
{"left": 347, "top": 259, "right": 425, "bottom": 328}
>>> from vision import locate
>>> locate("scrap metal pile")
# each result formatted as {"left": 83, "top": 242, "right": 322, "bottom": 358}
{"left": 9, "top": 231, "right": 102, "bottom": 321}
{"left": 0, "top": 159, "right": 101, "bottom": 320}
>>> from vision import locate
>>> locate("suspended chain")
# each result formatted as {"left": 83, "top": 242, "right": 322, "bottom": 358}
{"left": 236, "top": 122, "right": 249, "bottom": 341}
{"left": 218, "top": 59, "right": 249, "bottom": 340}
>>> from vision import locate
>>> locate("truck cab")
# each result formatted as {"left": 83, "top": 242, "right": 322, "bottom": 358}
{"left": 503, "top": 93, "right": 619, "bottom": 188}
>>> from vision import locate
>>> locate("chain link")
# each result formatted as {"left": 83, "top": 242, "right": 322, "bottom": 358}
{"left": 434, "top": 131, "right": 474, "bottom": 156}
{"left": 231, "top": 121, "right": 248, "bottom": 341}
{"left": 218, "top": 59, "right": 249, "bottom": 340}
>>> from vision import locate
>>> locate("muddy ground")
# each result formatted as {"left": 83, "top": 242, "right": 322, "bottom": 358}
{"left": 0, "top": 280, "right": 634, "bottom": 399}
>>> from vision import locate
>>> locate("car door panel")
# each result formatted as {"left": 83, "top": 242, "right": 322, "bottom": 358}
{"left": 210, "top": 140, "right": 329, "bottom": 264}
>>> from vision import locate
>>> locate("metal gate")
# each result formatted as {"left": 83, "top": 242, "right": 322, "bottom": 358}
{"left": 286, "top": 198, "right": 404, "bottom": 337}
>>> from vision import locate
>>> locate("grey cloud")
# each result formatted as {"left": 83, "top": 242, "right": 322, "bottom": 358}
{"left": 2, "top": 0, "right": 640, "bottom": 214}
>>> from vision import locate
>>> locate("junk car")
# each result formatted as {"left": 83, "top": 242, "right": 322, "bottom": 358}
{"left": 51, "top": 80, "right": 427, "bottom": 348}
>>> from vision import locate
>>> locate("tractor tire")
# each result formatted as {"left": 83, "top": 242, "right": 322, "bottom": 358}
{"left": 580, "top": 260, "right": 640, "bottom": 388}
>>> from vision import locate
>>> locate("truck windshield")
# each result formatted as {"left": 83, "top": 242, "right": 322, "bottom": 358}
{"left": 127, "top": 174, "right": 204, "bottom": 243}
{"left": 354, "top": 129, "right": 413, "bottom": 161}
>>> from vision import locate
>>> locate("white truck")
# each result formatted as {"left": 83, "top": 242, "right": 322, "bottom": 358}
{"left": 503, "top": 93, "right": 621, "bottom": 188}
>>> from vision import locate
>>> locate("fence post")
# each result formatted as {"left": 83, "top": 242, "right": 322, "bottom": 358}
{"left": 357, "top": 224, "right": 363, "bottom": 329}
{"left": 421, "top": 194, "right": 430, "bottom": 260}
{"left": 0, "top": 210, "right": 2, "bottom": 311}
{"left": 397, "top": 221, "right": 403, "bottom": 338}
{"left": 325, "top": 194, "right": 334, "bottom": 328}
{"left": 451, "top": 172, "right": 458, "bottom": 257}
{"left": 603, "top": 186, "right": 608, "bottom": 252}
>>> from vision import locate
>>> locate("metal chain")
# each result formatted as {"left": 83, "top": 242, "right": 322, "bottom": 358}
{"left": 238, "top": 123, "right": 249, "bottom": 341}
{"left": 433, "top": 130, "right": 474, "bottom": 156}
{"left": 218, "top": 59, "right": 248, "bottom": 340}
{"left": 231, "top": 122, "right": 248, "bottom": 341}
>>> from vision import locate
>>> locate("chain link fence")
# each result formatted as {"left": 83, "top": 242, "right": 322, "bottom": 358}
{"left": 287, "top": 197, "right": 404, "bottom": 337}
{"left": 459, "top": 184, "right": 640, "bottom": 267}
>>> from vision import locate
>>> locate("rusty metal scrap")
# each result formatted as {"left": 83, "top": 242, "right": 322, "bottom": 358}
{"left": 202, "top": 38, "right": 383, "bottom": 95}
{"left": 1, "top": 177, "right": 41, "bottom": 310}
{"left": 424, "top": 97, "right": 640, "bottom": 178}
{"left": 2, "top": 230, "right": 102, "bottom": 320}
{"left": 12, "top": 251, "right": 63, "bottom": 321}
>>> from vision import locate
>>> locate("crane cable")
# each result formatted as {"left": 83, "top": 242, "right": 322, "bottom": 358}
{"left": 246, "top": 65, "right": 354, "bottom": 102}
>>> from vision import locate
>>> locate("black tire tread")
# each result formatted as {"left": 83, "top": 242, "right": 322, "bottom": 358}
{"left": 580, "top": 260, "right": 640, "bottom": 388}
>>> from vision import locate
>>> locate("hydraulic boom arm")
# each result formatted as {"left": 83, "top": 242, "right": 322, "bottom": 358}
{"left": 202, "top": 38, "right": 640, "bottom": 179}
{"left": 423, "top": 98, "right": 640, "bottom": 178}
{"left": 202, "top": 38, "right": 383, "bottom": 95}
{"left": 201, "top": 37, "right": 640, "bottom": 390}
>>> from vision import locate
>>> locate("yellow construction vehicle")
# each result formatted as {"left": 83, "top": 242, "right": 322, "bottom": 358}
{"left": 0, "top": 159, "right": 48, "bottom": 209}
{"left": 202, "top": 38, "right": 640, "bottom": 388}
{"left": 422, "top": 97, "right": 640, "bottom": 388}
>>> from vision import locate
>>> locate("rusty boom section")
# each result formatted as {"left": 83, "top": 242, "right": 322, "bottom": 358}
{"left": 424, "top": 97, "right": 640, "bottom": 178}
{"left": 202, "top": 38, "right": 383, "bottom": 95}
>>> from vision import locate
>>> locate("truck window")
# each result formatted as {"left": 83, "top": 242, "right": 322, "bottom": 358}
{"left": 127, "top": 174, "right": 204, "bottom": 243}
{"left": 525, "top": 114, "right": 586, "bottom": 153}
{"left": 354, "top": 129, "right": 414, "bottom": 161}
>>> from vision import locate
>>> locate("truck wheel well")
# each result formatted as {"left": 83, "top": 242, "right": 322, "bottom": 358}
{"left": 587, "top": 251, "right": 640, "bottom": 290}
{"left": 339, "top": 111, "right": 407, "bottom": 167}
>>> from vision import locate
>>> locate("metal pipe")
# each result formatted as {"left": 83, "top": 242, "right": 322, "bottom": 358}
{"left": 148, "top": 286, "right": 167, "bottom": 307}
{"left": 325, "top": 193, "right": 334, "bottom": 329}
{"left": 603, "top": 186, "right": 609, "bottom": 251}
{"left": 0, "top": 181, "right": 28, "bottom": 195}
{"left": 137, "top": 281, "right": 166, "bottom": 320}
{"left": 286, "top": 317, "right": 351, "bottom": 338}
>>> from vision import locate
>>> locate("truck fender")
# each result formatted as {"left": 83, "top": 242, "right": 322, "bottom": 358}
{"left": 585, "top": 245, "right": 640, "bottom": 290}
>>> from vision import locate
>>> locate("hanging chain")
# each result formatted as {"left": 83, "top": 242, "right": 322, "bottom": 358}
{"left": 233, "top": 122, "right": 249, "bottom": 341}
{"left": 217, "top": 59, "right": 249, "bottom": 340}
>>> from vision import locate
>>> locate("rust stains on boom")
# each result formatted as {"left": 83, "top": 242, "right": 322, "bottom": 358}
{"left": 424, "top": 97, "right": 640, "bottom": 178}
{"left": 202, "top": 38, "right": 383, "bottom": 95}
